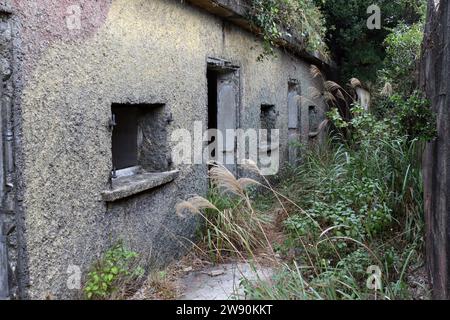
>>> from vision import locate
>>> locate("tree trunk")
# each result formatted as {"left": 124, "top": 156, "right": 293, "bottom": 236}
{"left": 0, "top": 220, "right": 9, "bottom": 299}
{"left": 420, "top": 0, "right": 450, "bottom": 300}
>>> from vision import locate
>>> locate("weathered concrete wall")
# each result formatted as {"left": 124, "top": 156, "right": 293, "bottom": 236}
{"left": 0, "top": 1, "right": 17, "bottom": 298}
{"left": 421, "top": 0, "right": 450, "bottom": 300}
{"left": 8, "top": 0, "right": 325, "bottom": 299}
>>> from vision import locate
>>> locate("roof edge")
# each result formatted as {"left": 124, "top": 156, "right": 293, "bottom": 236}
{"left": 185, "top": 0, "right": 329, "bottom": 68}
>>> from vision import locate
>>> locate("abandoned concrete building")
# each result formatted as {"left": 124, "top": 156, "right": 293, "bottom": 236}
{"left": 0, "top": 0, "right": 327, "bottom": 299}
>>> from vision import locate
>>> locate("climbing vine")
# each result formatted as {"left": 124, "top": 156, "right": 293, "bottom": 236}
{"left": 248, "top": 0, "right": 328, "bottom": 61}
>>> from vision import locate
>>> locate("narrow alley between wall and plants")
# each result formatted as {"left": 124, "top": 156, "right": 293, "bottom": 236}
{"left": 2, "top": 0, "right": 448, "bottom": 308}
{"left": 73, "top": 0, "right": 436, "bottom": 302}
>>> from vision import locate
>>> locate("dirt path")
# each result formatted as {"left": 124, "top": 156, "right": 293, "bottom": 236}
{"left": 178, "top": 263, "right": 273, "bottom": 300}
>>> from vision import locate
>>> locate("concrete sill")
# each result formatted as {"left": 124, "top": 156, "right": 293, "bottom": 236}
{"left": 258, "top": 144, "right": 280, "bottom": 153}
{"left": 101, "top": 170, "right": 179, "bottom": 202}
{"left": 0, "top": 5, "right": 13, "bottom": 14}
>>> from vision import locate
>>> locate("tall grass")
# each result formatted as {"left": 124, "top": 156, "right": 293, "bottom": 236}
{"left": 270, "top": 133, "right": 425, "bottom": 299}
{"left": 177, "top": 110, "right": 427, "bottom": 299}
{"left": 174, "top": 63, "right": 429, "bottom": 299}
{"left": 176, "top": 164, "right": 275, "bottom": 263}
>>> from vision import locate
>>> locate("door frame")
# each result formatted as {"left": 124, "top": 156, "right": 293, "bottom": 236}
{"left": 206, "top": 57, "right": 241, "bottom": 176}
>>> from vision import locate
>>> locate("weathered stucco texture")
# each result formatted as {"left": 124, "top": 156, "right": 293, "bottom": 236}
{"left": 14, "top": 0, "right": 325, "bottom": 299}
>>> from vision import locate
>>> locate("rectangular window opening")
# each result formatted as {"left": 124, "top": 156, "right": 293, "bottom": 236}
{"left": 260, "top": 104, "right": 277, "bottom": 146}
{"left": 111, "top": 105, "right": 139, "bottom": 171}
{"left": 111, "top": 103, "right": 169, "bottom": 177}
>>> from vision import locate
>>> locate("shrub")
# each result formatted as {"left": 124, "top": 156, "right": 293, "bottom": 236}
{"left": 387, "top": 92, "right": 435, "bottom": 142}
{"left": 249, "top": 0, "right": 328, "bottom": 60}
{"left": 378, "top": 23, "right": 424, "bottom": 96}
{"left": 84, "top": 242, "right": 144, "bottom": 300}
{"left": 314, "top": 0, "right": 426, "bottom": 83}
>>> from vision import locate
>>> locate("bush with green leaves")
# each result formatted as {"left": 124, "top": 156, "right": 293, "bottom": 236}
{"left": 284, "top": 149, "right": 394, "bottom": 245}
{"left": 256, "top": 103, "right": 426, "bottom": 299}
{"left": 348, "top": 105, "right": 398, "bottom": 142}
{"left": 314, "top": 0, "right": 426, "bottom": 83}
{"left": 327, "top": 104, "right": 398, "bottom": 143}
{"left": 385, "top": 91, "right": 435, "bottom": 142}
{"left": 249, "top": 0, "right": 328, "bottom": 60}
{"left": 378, "top": 23, "right": 424, "bottom": 96}
{"left": 331, "top": 92, "right": 435, "bottom": 142}
{"left": 84, "top": 242, "right": 144, "bottom": 300}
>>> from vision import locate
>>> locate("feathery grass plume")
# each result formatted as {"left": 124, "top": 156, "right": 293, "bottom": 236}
{"left": 336, "top": 89, "right": 346, "bottom": 103}
{"left": 175, "top": 196, "right": 218, "bottom": 218}
{"left": 209, "top": 162, "right": 258, "bottom": 197}
{"left": 381, "top": 82, "right": 393, "bottom": 97}
{"left": 241, "top": 159, "right": 261, "bottom": 174}
{"left": 309, "top": 65, "right": 356, "bottom": 109}
{"left": 350, "top": 78, "right": 362, "bottom": 88}
{"left": 324, "top": 80, "right": 343, "bottom": 92}
{"left": 209, "top": 163, "right": 244, "bottom": 197}
{"left": 323, "top": 91, "right": 337, "bottom": 104}
{"left": 310, "top": 64, "right": 322, "bottom": 79}
{"left": 317, "top": 119, "right": 329, "bottom": 132}
{"left": 309, "top": 119, "right": 330, "bottom": 138}
{"left": 238, "top": 177, "right": 260, "bottom": 190}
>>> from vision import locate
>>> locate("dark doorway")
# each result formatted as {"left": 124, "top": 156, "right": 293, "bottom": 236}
{"left": 288, "top": 81, "right": 301, "bottom": 164}
{"left": 207, "top": 69, "right": 218, "bottom": 160}
{"left": 206, "top": 59, "right": 240, "bottom": 175}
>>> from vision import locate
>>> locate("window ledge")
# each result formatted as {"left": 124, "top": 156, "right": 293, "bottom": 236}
{"left": 259, "top": 144, "right": 280, "bottom": 153}
{"left": 101, "top": 170, "right": 179, "bottom": 202}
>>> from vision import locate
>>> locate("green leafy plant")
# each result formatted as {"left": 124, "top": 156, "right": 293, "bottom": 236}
{"left": 378, "top": 23, "right": 424, "bottom": 96}
{"left": 314, "top": 0, "right": 426, "bottom": 83}
{"left": 249, "top": 0, "right": 329, "bottom": 60}
{"left": 84, "top": 242, "right": 144, "bottom": 300}
{"left": 386, "top": 91, "right": 435, "bottom": 142}
{"left": 326, "top": 107, "right": 348, "bottom": 129}
{"left": 178, "top": 126, "right": 427, "bottom": 299}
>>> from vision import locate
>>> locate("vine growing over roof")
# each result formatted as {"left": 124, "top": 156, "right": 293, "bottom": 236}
{"left": 248, "top": 0, "right": 329, "bottom": 61}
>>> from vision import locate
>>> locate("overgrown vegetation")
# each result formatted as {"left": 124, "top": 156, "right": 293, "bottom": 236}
{"left": 314, "top": 0, "right": 426, "bottom": 84}
{"left": 275, "top": 107, "right": 425, "bottom": 299}
{"left": 380, "top": 92, "right": 435, "bottom": 142}
{"left": 176, "top": 23, "right": 434, "bottom": 295}
{"left": 179, "top": 114, "right": 428, "bottom": 298}
{"left": 177, "top": 165, "right": 274, "bottom": 263}
{"left": 370, "top": 20, "right": 435, "bottom": 142}
{"left": 160, "top": 0, "right": 434, "bottom": 301}
{"left": 249, "top": 0, "right": 329, "bottom": 60}
{"left": 84, "top": 242, "right": 144, "bottom": 300}
{"left": 378, "top": 23, "right": 424, "bottom": 96}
